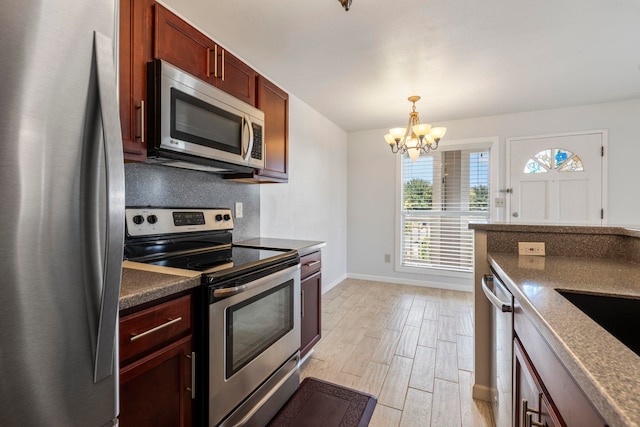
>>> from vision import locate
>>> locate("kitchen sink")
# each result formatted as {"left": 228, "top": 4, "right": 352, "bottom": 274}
{"left": 557, "top": 290, "right": 640, "bottom": 357}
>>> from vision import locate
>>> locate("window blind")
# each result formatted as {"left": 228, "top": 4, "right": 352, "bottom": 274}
{"left": 401, "top": 149, "right": 490, "bottom": 273}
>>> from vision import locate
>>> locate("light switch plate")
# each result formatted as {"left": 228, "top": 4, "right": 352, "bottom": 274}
{"left": 235, "top": 202, "right": 243, "bottom": 219}
{"left": 518, "top": 242, "right": 545, "bottom": 256}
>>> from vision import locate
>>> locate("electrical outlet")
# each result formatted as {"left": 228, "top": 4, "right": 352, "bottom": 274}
{"left": 235, "top": 202, "right": 243, "bottom": 219}
{"left": 495, "top": 197, "right": 506, "bottom": 208}
{"left": 384, "top": 254, "right": 391, "bottom": 263}
{"left": 518, "top": 242, "right": 545, "bottom": 256}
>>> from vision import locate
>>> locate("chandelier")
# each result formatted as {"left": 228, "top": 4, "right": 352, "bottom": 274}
{"left": 338, "top": 0, "right": 352, "bottom": 11}
{"left": 384, "top": 96, "right": 446, "bottom": 162}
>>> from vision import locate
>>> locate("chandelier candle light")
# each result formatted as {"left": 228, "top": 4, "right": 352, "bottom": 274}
{"left": 384, "top": 96, "right": 446, "bottom": 162}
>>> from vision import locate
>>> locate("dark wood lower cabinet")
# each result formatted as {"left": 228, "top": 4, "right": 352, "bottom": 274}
{"left": 513, "top": 296, "right": 608, "bottom": 427}
{"left": 301, "top": 271, "right": 321, "bottom": 358}
{"left": 300, "top": 251, "right": 322, "bottom": 358}
{"left": 513, "top": 338, "right": 562, "bottom": 427}
{"left": 119, "top": 293, "right": 194, "bottom": 427}
{"left": 120, "top": 335, "right": 194, "bottom": 427}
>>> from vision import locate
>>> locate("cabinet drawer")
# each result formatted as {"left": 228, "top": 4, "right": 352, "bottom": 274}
{"left": 300, "top": 251, "right": 321, "bottom": 279}
{"left": 120, "top": 294, "right": 192, "bottom": 365}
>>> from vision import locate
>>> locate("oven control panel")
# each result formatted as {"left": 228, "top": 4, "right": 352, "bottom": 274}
{"left": 125, "top": 208, "right": 234, "bottom": 237}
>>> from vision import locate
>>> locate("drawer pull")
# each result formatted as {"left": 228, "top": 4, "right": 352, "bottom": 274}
{"left": 129, "top": 317, "right": 183, "bottom": 342}
{"left": 304, "top": 260, "right": 320, "bottom": 267}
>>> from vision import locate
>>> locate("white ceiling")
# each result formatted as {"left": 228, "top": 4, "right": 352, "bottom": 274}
{"left": 163, "top": 0, "right": 640, "bottom": 132}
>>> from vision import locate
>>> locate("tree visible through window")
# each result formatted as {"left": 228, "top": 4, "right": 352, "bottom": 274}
{"left": 401, "top": 149, "right": 490, "bottom": 273}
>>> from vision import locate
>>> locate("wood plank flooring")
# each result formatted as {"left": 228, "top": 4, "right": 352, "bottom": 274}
{"left": 300, "top": 278, "right": 495, "bottom": 427}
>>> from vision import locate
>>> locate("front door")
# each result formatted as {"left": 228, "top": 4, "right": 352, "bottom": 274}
{"left": 508, "top": 132, "right": 604, "bottom": 224}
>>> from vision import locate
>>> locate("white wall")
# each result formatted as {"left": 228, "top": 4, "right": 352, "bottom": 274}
{"left": 347, "top": 98, "right": 640, "bottom": 287}
{"left": 261, "top": 94, "right": 348, "bottom": 291}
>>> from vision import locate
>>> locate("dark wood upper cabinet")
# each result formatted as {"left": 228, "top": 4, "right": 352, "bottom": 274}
{"left": 225, "top": 76, "right": 289, "bottom": 183}
{"left": 119, "top": 1, "right": 288, "bottom": 180}
{"left": 214, "top": 49, "right": 256, "bottom": 106}
{"left": 119, "top": 0, "right": 154, "bottom": 161}
{"left": 154, "top": 3, "right": 215, "bottom": 84}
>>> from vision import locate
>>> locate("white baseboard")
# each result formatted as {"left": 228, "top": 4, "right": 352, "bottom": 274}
{"left": 346, "top": 273, "right": 472, "bottom": 293}
{"left": 472, "top": 383, "right": 495, "bottom": 402}
{"left": 321, "top": 273, "right": 347, "bottom": 294}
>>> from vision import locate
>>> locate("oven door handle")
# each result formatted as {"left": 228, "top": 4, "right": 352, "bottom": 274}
{"left": 482, "top": 275, "right": 512, "bottom": 313}
{"left": 213, "top": 280, "right": 257, "bottom": 298}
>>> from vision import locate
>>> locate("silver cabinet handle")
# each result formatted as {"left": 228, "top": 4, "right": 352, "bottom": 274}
{"left": 221, "top": 48, "right": 225, "bottom": 81}
{"left": 481, "top": 275, "right": 512, "bottom": 312}
{"left": 523, "top": 399, "right": 545, "bottom": 427}
{"left": 139, "top": 100, "right": 144, "bottom": 143}
{"left": 91, "top": 31, "right": 126, "bottom": 383}
{"left": 129, "top": 317, "right": 183, "bottom": 342}
{"left": 305, "top": 260, "right": 320, "bottom": 267}
{"left": 301, "top": 289, "right": 305, "bottom": 318}
{"left": 186, "top": 352, "right": 196, "bottom": 399}
{"left": 206, "top": 47, "right": 211, "bottom": 77}
{"left": 214, "top": 45, "right": 218, "bottom": 78}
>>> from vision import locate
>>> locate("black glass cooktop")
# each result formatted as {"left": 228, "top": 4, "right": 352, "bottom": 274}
{"left": 148, "top": 246, "right": 294, "bottom": 274}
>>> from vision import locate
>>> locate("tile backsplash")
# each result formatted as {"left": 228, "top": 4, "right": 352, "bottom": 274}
{"left": 125, "top": 163, "right": 260, "bottom": 240}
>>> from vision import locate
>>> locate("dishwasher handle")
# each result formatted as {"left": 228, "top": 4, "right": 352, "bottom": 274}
{"left": 482, "top": 275, "right": 513, "bottom": 312}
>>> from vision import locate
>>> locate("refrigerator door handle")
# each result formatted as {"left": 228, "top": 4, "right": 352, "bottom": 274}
{"left": 93, "top": 31, "right": 126, "bottom": 383}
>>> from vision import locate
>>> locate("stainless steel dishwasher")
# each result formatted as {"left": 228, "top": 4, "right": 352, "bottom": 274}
{"left": 482, "top": 273, "right": 514, "bottom": 427}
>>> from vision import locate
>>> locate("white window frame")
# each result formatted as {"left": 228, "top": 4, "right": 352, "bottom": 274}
{"left": 394, "top": 137, "right": 500, "bottom": 278}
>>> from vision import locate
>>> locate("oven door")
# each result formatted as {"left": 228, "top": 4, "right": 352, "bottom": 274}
{"left": 209, "top": 264, "right": 300, "bottom": 427}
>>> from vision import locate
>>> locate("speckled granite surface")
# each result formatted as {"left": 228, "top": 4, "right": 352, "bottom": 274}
{"left": 470, "top": 223, "right": 640, "bottom": 263}
{"left": 488, "top": 253, "right": 640, "bottom": 427}
{"left": 234, "top": 238, "right": 326, "bottom": 256}
{"left": 119, "top": 267, "right": 201, "bottom": 311}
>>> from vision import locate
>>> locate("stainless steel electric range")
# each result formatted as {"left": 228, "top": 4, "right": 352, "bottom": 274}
{"left": 124, "top": 207, "right": 301, "bottom": 427}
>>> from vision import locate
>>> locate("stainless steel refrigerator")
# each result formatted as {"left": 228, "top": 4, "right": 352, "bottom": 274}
{"left": 0, "top": 0, "right": 125, "bottom": 426}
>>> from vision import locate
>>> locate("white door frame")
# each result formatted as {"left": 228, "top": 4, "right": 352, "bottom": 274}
{"left": 506, "top": 129, "right": 608, "bottom": 224}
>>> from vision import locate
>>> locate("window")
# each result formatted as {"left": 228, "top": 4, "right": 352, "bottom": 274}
{"left": 524, "top": 148, "right": 584, "bottom": 174}
{"left": 401, "top": 148, "right": 490, "bottom": 273}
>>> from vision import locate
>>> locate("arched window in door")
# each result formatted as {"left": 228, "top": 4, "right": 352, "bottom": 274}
{"left": 524, "top": 148, "right": 584, "bottom": 174}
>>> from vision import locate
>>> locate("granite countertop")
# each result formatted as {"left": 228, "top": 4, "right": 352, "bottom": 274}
{"left": 488, "top": 253, "right": 640, "bottom": 427}
{"left": 119, "top": 261, "right": 202, "bottom": 311}
{"left": 234, "top": 238, "right": 326, "bottom": 256}
{"left": 470, "top": 222, "right": 640, "bottom": 238}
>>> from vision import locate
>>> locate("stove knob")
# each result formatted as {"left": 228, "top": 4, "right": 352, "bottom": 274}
{"left": 223, "top": 214, "right": 231, "bottom": 221}
{"left": 215, "top": 214, "right": 223, "bottom": 222}
{"left": 132, "top": 215, "right": 145, "bottom": 225}
{"left": 147, "top": 214, "right": 158, "bottom": 224}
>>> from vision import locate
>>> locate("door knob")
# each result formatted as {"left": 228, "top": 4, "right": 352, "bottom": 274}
{"left": 512, "top": 212, "right": 519, "bottom": 217}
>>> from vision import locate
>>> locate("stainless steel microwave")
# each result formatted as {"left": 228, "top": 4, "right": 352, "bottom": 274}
{"left": 146, "top": 59, "right": 264, "bottom": 173}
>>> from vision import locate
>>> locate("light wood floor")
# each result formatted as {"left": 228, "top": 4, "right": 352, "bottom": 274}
{"left": 300, "top": 278, "right": 495, "bottom": 427}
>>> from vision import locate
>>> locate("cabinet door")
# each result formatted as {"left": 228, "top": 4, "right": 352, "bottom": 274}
{"left": 120, "top": 336, "right": 194, "bottom": 427}
{"left": 214, "top": 48, "right": 256, "bottom": 105}
{"left": 256, "top": 75, "right": 289, "bottom": 181}
{"left": 301, "top": 271, "right": 321, "bottom": 358}
{"left": 154, "top": 3, "right": 216, "bottom": 83}
{"left": 119, "top": 0, "right": 154, "bottom": 161}
{"left": 514, "top": 338, "right": 564, "bottom": 427}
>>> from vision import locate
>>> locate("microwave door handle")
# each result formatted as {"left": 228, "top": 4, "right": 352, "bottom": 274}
{"left": 242, "top": 115, "right": 254, "bottom": 162}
